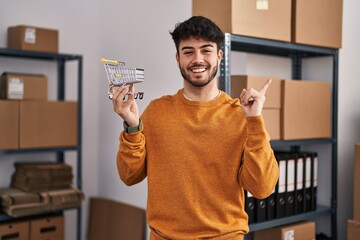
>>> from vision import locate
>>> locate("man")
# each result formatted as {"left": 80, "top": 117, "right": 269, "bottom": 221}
{"left": 111, "top": 16, "right": 279, "bottom": 240}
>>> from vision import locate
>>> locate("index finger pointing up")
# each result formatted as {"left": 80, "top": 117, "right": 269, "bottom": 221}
{"left": 259, "top": 78, "right": 272, "bottom": 95}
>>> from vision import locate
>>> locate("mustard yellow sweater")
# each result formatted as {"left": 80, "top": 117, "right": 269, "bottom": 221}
{"left": 117, "top": 90, "right": 279, "bottom": 240}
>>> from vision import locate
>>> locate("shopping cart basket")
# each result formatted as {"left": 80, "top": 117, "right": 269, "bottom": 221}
{"left": 101, "top": 58, "right": 144, "bottom": 100}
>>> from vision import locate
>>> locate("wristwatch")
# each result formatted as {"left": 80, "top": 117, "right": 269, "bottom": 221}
{"left": 123, "top": 119, "right": 142, "bottom": 133}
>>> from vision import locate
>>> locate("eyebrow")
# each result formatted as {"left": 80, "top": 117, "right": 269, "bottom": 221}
{"left": 180, "top": 44, "right": 215, "bottom": 51}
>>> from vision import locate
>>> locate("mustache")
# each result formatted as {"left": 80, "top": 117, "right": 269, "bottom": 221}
{"left": 188, "top": 63, "right": 208, "bottom": 68}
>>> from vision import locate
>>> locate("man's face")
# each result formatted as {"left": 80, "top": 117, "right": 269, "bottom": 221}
{"left": 176, "top": 37, "right": 223, "bottom": 87}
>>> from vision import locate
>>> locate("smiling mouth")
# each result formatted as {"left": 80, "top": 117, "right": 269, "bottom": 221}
{"left": 190, "top": 67, "right": 207, "bottom": 73}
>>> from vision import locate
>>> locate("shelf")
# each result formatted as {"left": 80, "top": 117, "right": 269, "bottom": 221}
{"left": 270, "top": 138, "right": 335, "bottom": 148}
{"left": 0, "top": 48, "right": 83, "bottom": 240}
{"left": 0, "top": 47, "right": 81, "bottom": 61}
{"left": 0, "top": 147, "right": 78, "bottom": 155}
{"left": 0, "top": 211, "right": 63, "bottom": 222}
{"left": 220, "top": 33, "right": 340, "bottom": 96}
{"left": 228, "top": 34, "right": 338, "bottom": 57}
{"left": 220, "top": 33, "right": 338, "bottom": 239}
{"left": 249, "top": 205, "right": 332, "bottom": 232}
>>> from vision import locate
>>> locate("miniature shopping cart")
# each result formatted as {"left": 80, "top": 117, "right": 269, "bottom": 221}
{"left": 101, "top": 58, "right": 144, "bottom": 100}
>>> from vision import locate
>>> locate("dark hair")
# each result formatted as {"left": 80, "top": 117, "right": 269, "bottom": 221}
{"left": 169, "top": 16, "right": 225, "bottom": 53}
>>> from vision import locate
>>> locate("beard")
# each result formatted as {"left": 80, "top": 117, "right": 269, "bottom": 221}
{"left": 179, "top": 64, "right": 218, "bottom": 87}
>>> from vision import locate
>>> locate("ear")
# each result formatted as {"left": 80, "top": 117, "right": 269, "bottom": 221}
{"left": 217, "top": 49, "right": 223, "bottom": 62}
{"left": 176, "top": 52, "right": 180, "bottom": 66}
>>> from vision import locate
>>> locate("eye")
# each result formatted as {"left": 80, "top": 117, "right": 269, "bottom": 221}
{"left": 202, "top": 49, "right": 212, "bottom": 54}
{"left": 183, "top": 51, "right": 193, "bottom": 55}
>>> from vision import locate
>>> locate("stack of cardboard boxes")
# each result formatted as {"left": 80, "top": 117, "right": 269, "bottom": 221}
{"left": 231, "top": 76, "right": 331, "bottom": 141}
{"left": 0, "top": 25, "right": 76, "bottom": 150}
{"left": 0, "top": 215, "right": 64, "bottom": 240}
{"left": 0, "top": 72, "right": 77, "bottom": 150}
{"left": 0, "top": 162, "right": 84, "bottom": 218}
{"left": 11, "top": 162, "right": 73, "bottom": 192}
{"left": 193, "top": 0, "right": 343, "bottom": 49}
{"left": 0, "top": 162, "right": 84, "bottom": 240}
{"left": 193, "top": 0, "right": 339, "bottom": 141}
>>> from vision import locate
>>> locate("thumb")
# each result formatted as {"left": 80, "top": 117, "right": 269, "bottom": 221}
{"left": 127, "top": 84, "right": 135, "bottom": 101}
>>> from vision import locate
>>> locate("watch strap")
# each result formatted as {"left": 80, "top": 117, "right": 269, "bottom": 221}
{"left": 123, "top": 119, "right": 142, "bottom": 133}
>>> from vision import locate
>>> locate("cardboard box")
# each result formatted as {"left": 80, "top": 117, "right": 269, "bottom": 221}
{"left": 88, "top": 197, "right": 146, "bottom": 240}
{"left": 348, "top": 219, "right": 360, "bottom": 240}
{"left": 354, "top": 144, "right": 360, "bottom": 222}
{"left": 1, "top": 72, "right": 48, "bottom": 100}
{"left": 254, "top": 221, "right": 315, "bottom": 240}
{"left": 263, "top": 108, "right": 280, "bottom": 140}
{"left": 0, "top": 100, "right": 19, "bottom": 150}
{"left": 281, "top": 80, "right": 331, "bottom": 140}
{"left": 7, "top": 25, "right": 59, "bottom": 53}
{"left": 292, "top": 0, "right": 343, "bottom": 48}
{"left": 0, "top": 221, "right": 29, "bottom": 240}
{"left": 20, "top": 101, "right": 78, "bottom": 148}
{"left": 231, "top": 75, "right": 281, "bottom": 108}
{"left": 192, "top": 0, "right": 291, "bottom": 42}
{"left": 30, "top": 216, "right": 64, "bottom": 240}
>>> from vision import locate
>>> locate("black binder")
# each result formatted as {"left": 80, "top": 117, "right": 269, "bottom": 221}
{"left": 285, "top": 154, "right": 295, "bottom": 216}
{"left": 255, "top": 197, "right": 267, "bottom": 222}
{"left": 266, "top": 188, "right": 276, "bottom": 221}
{"left": 294, "top": 153, "right": 305, "bottom": 214}
{"left": 311, "top": 152, "right": 318, "bottom": 211}
{"left": 304, "top": 153, "right": 313, "bottom": 212}
{"left": 275, "top": 153, "right": 286, "bottom": 218}
{"left": 245, "top": 190, "right": 255, "bottom": 224}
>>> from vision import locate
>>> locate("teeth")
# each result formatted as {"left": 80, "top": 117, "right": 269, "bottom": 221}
{"left": 192, "top": 68, "right": 206, "bottom": 73}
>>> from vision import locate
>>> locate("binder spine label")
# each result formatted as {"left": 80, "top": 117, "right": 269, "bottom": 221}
{"left": 287, "top": 159, "right": 295, "bottom": 192}
{"left": 279, "top": 161, "right": 286, "bottom": 193}
{"left": 296, "top": 158, "right": 304, "bottom": 189}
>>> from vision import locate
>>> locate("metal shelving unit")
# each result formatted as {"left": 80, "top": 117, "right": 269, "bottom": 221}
{"left": 220, "top": 33, "right": 338, "bottom": 239}
{"left": 0, "top": 47, "right": 83, "bottom": 240}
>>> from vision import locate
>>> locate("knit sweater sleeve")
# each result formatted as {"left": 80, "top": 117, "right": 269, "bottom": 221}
{"left": 116, "top": 126, "right": 147, "bottom": 186}
{"left": 239, "top": 115, "right": 279, "bottom": 199}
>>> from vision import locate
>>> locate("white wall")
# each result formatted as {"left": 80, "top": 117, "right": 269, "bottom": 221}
{"left": 0, "top": 0, "right": 360, "bottom": 239}
{"left": 338, "top": 0, "right": 360, "bottom": 239}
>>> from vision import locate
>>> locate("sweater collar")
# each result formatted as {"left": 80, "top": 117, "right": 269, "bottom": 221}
{"left": 177, "top": 89, "right": 227, "bottom": 107}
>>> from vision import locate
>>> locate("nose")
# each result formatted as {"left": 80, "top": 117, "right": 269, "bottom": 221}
{"left": 192, "top": 50, "right": 204, "bottom": 63}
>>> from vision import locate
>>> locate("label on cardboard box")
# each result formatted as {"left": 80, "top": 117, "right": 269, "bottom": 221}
{"left": 284, "top": 229, "right": 294, "bottom": 240}
{"left": 24, "top": 27, "right": 36, "bottom": 44}
{"left": 8, "top": 78, "right": 24, "bottom": 99}
{"left": 256, "top": 0, "right": 269, "bottom": 10}
{"left": 254, "top": 221, "right": 315, "bottom": 240}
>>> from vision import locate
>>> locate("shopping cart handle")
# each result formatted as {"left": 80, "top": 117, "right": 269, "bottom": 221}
{"left": 101, "top": 58, "right": 119, "bottom": 65}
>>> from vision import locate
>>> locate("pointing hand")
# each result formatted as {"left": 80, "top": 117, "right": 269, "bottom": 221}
{"left": 240, "top": 78, "right": 272, "bottom": 117}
